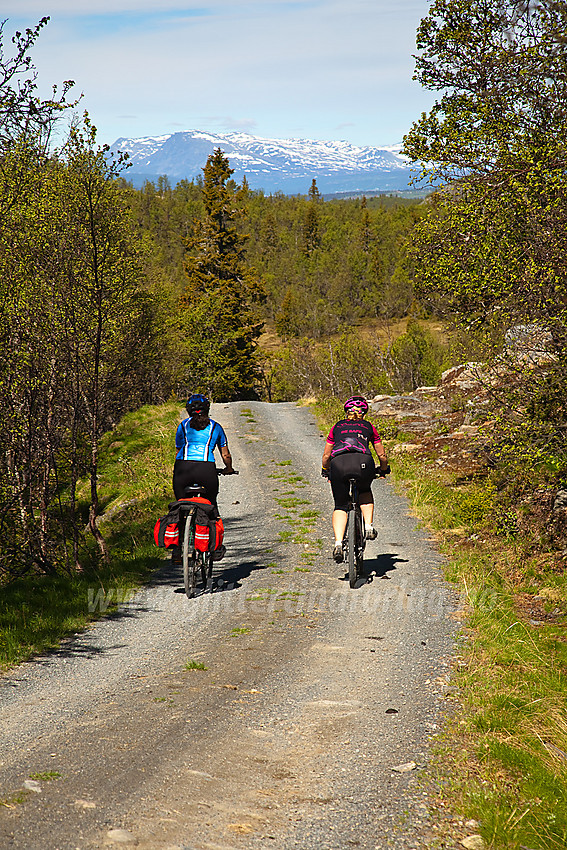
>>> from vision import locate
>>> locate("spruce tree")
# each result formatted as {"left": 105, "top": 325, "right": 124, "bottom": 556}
{"left": 180, "top": 149, "right": 264, "bottom": 401}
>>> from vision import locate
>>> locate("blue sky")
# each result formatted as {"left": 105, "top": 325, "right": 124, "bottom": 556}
{"left": 3, "top": 1, "right": 436, "bottom": 148}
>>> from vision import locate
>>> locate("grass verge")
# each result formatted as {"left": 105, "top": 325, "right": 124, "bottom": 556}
{"left": 0, "top": 402, "right": 181, "bottom": 671}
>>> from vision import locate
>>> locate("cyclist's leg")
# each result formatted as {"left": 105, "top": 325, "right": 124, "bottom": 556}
{"left": 359, "top": 492, "right": 374, "bottom": 525}
{"left": 332, "top": 509, "right": 348, "bottom": 542}
{"left": 329, "top": 455, "right": 353, "bottom": 561}
{"left": 195, "top": 461, "right": 219, "bottom": 505}
{"left": 358, "top": 456, "right": 377, "bottom": 538}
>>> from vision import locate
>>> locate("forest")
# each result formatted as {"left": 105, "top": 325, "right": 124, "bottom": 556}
{"left": 2, "top": 0, "right": 567, "bottom": 585}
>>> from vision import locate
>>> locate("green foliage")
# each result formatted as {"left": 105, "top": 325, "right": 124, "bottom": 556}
{"left": 265, "top": 322, "right": 447, "bottom": 401}
{"left": 127, "top": 174, "right": 424, "bottom": 343}
{"left": 0, "top": 402, "right": 179, "bottom": 669}
{"left": 178, "top": 149, "right": 265, "bottom": 400}
{"left": 248, "top": 193, "right": 422, "bottom": 337}
{"left": 0, "top": 115, "right": 164, "bottom": 576}
{"left": 404, "top": 0, "right": 567, "bottom": 496}
{"left": 389, "top": 319, "right": 446, "bottom": 388}
{"left": 457, "top": 482, "right": 497, "bottom": 529}
{"left": 184, "top": 659, "right": 208, "bottom": 671}
{"left": 383, "top": 441, "right": 567, "bottom": 850}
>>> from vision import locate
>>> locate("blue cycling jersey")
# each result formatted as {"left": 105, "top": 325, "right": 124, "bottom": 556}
{"left": 175, "top": 418, "right": 227, "bottom": 462}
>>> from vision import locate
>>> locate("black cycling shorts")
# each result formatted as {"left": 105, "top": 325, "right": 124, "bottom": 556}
{"left": 173, "top": 460, "right": 219, "bottom": 503}
{"left": 329, "top": 452, "right": 375, "bottom": 512}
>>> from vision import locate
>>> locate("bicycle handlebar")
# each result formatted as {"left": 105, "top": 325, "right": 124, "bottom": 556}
{"left": 217, "top": 467, "right": 239, "bottom": 475}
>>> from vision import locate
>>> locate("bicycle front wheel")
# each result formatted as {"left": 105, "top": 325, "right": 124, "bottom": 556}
{"left": 182, "top": 512, "right": 198, "bottom": 598}
{"left": 348, "top": 508, "right": 357, "bottom": 588}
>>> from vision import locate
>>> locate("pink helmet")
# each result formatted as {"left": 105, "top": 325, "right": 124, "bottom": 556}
{"left": 344, "top": 395, "right": 369, "bottom": 415}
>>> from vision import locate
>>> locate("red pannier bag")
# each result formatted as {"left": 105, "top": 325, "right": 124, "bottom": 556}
{"left": 154, "top": 501, "right": 182, "bottom": 548}
{"left": 154, "top": 520, "right": 179, "bottom": 548}
{"left": 185, "top": 496, "right": 224, "bottom": 552}
{"left": 154, "top": 498, "right": 224, "bottom": 552}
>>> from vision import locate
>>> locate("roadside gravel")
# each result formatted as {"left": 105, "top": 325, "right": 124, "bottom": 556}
{"left": 0, "top": 401, "right": 459, "bottom": 850}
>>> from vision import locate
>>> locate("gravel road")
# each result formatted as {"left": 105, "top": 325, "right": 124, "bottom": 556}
{"left": 0, "top": 401, "right": 458, "bottom": 850}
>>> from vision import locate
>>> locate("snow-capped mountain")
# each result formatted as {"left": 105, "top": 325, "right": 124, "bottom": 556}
{"left": 110, "top": 130, "right": 416, "bottom": 194}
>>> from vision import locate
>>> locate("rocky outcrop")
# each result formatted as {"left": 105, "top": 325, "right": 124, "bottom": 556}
{"left": 370, "top": 355, "right": 567, "bottom": 547}
{"left": 368, "top": 364, "right": 495, "bottom": 475}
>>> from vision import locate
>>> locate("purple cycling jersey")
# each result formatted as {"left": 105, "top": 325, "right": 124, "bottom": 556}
{"left": 327, "top": 418, "right": 382, "bottom": 457}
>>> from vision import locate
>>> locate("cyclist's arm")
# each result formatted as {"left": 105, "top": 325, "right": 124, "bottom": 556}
{"left": 175, "top": 422, "right": 184, "bottom": 450}
{"left": 321, "top": 440, "right": 333, "bottom": 474}
{"left": 220, "top": 444, "right": 236, "bottom": 473}
{"left": 370, "top": 425, "right": 389, "bottom": 472}
{"left": 374, "top": 439, "right": 388, "bottom": 465}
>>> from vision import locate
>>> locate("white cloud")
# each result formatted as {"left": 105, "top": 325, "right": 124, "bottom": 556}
{"left": 3, "top": 1, "right": 434, "bottom": 147}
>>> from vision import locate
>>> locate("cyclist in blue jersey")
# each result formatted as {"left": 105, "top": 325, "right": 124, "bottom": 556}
{"left": 173, "top": 394, "right": 237, "bottom": 504}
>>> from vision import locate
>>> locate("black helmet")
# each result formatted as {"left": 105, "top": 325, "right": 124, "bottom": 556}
{"left": 186, "top": 393, "right": 210, "bottom": 416}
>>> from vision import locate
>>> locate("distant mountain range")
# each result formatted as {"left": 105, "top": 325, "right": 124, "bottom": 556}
{"left": 110, "top": 130, "right": 419, "bottom": 195}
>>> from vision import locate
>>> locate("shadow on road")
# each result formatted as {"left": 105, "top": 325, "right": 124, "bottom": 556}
{"left": 172, "top": 513, "right": 272, "bottom": 595}
{"left": 339, "top": 552, "right": 408, "bottom": 586}
{"left": 172, "top": 556, "right": 266, "bottom": 596}
{"left": 365, "top": 552, "right": 408, "bottom": 579}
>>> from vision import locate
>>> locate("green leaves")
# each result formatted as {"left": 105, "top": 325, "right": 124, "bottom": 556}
{"left": 0, "top": 118, "right": 160, "bottom": 578}
{"left": 405, "top": 0, "right": 567, "bottom": 495}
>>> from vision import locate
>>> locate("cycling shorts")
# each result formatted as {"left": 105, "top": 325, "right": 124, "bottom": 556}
{"left": 173, "top": 460, "right": 219, "bottom": 504}
{"left": 329, "top": 452, "right": 375, "bottom": 512}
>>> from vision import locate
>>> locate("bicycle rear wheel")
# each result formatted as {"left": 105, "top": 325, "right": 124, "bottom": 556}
{"left": 348, "top": 508, "right": 357, "bottom": 588}
{"left": 200, "top": 552, "right": 213, "bottom": 592}
{"left": 355, "top": 507, "right": 364, "bottom": 576}
{"left": 182, "top": 511, "right": 198, "bottom": 598}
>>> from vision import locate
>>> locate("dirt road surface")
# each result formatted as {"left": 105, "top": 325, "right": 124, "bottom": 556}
{"left": 0, "top": 402, "right": 458, "bottom": 850}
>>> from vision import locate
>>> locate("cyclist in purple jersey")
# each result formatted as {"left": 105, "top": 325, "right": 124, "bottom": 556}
{"left": 173, "top": 394, "right": 236, "bottom": 504}
{"left": 321, "top": 395, "right": 389, "bottom": 563}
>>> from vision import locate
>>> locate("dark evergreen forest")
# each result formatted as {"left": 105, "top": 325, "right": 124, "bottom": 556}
{"left": 124, "top": 172, "right": 447, "bottom": 403}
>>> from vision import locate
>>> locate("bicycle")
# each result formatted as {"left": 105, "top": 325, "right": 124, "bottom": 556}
{"left": 178, "top": 485, "right": 211, "bottom": 598}
{"left": 178, "top": 469, "right": 238, "bottom": 598}
{"left": 343, "top": 477, "right": 366, "bottom": 588}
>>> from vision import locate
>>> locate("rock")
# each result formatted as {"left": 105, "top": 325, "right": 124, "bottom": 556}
{"left": 504, "top": 323, "right": 555, "bottom": 366}
{"left": 441, "top": 363, "right": 483, "bottom": 385}
{"left": 23, "top": 779, "right": 41, "bottom": 793}
{"left": 392, "top": 761, "right": 417, "bottom": 773}
{"left": 74, "top": 799, "right": 97, "bottom": 809}
{"left": 553, "top": 490, "right": 567, "bottom": 512}
{"left": 441, "top": 364, "right": 468, "bottom": 384}
{"left": 453, "top": 425, "right": 480, "bottom": 437}
{"left": 461, "top": 836, "right": 486, "bottom": 849}
{"left": 106, "top": 829, "right": 138, "bottom": 845}
{"left": 391, "top": 443, "right": 421, "bottom": 454}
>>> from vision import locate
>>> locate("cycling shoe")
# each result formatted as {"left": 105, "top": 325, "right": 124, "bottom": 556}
{"left": 332, "top": 543, "right": 344, "bottom": 563}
